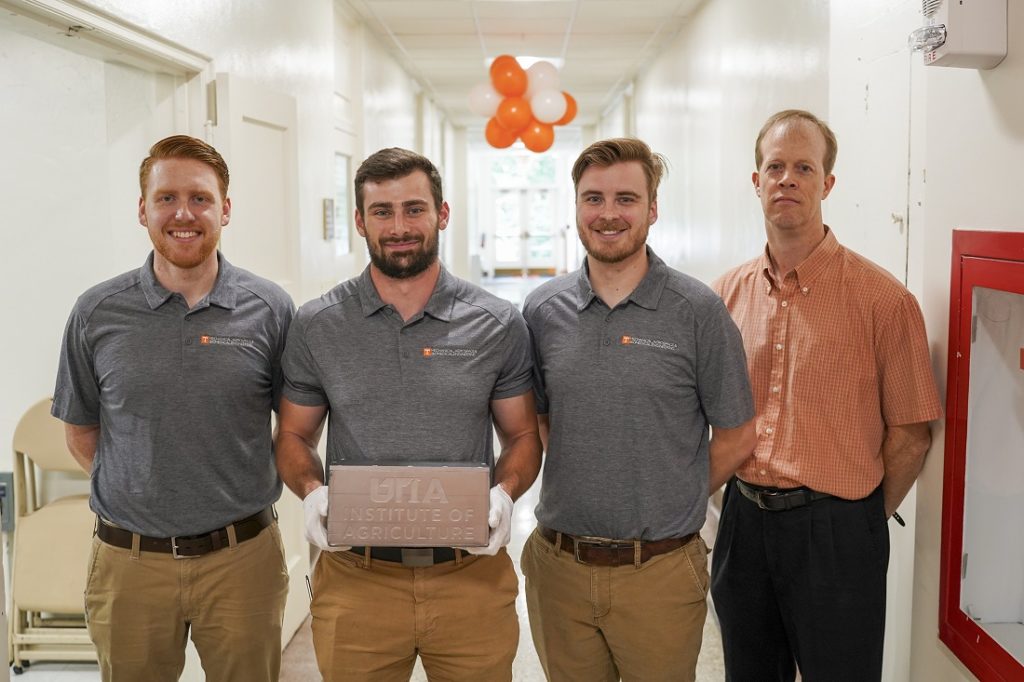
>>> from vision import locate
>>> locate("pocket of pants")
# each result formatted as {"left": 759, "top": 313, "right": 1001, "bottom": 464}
{"left": 83, "top": 538, "right": 102, "bottom": 622}
{"left": 681, "top": 536, "right": 710, "bottom": 599}
{"left": 861, "top": 491, "right": 890, "bottom": 567}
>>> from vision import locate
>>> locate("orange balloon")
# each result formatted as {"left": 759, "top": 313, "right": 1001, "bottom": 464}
{"left": 489, "top": 55, "right": 518, "bottom": 79}
{"left": 520, "top": 119, "right": 555, "bottom": 153}
{"left": 554, "top": 92, "right": 577, "bottom": 126}
{"left": 485, "top": 117, "right": 517, "bottom": 149}
{"left": 496, "top": 97, "right": 532, "bottom": 133}
{"left": 490, "top": 56, "right": 527, "bottom": 97}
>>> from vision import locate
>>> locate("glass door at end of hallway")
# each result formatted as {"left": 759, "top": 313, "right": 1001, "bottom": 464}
{"left": 492, "top": 187, "right": 559, "bottom": 277}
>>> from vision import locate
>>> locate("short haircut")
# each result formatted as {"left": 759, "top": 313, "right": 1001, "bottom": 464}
{"left": 755, "top": 109, "right": 838, "bottom": 175}
{"left": 571, "top": 138, "right": 666, "bottom": 202}
{"left": 354, "top": 147, "right": 444, "bottom": 215}
{"left": 139, "top": 135, "right": 230, "bottom": 198}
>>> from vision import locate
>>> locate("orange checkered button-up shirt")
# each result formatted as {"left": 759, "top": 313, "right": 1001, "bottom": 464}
{"left": 713, "top": 229, "right": 942, "bottom": 499}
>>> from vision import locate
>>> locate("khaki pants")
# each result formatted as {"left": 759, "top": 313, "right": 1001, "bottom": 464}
{"left": 85, "top": 523, "right": 289, "bottom": 682}
{"left": 310, "top": 548, "right": 519, "bottom": 682}
{"left": 521, "top": 528, "right": 708, "bottom": 682}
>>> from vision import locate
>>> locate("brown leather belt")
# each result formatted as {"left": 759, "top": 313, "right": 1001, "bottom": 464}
{"left": 539, "top": 526, "right": 695, "bottom": 567}
{"left": 96, "top": 508, "right": 276, "bottom": 559}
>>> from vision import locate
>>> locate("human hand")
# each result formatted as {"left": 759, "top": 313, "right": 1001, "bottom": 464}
{"left": 303, "top": 485, "right": 348, "bottom": 552}
{"left": 460, "top": 485, "right": 514, "bottom": 556}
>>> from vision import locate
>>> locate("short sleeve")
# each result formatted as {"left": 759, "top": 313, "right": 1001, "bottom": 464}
{"left": 521, "top": 301, "right": 549, "bottom": 414}
{"left": 491, "top": 308, "right": 534, "bottom": 401}
{"left": 695, "top": 297, "right": 755, "bottom": 429}
{"left": 270, "top": 298, "right": 296, "bottom": 412}
{"left": 281, "top": 315, "right": 329, "bottom": 406}
{"left": 876, "top": 293, "right": 943, "bottom": 426}
{"left": 51, "top": 305, "right": 101, "bottom": 425}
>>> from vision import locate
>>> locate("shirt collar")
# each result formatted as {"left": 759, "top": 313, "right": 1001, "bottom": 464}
{"left": 760, "top": 226, "right": 840, "bottom": 289}
{"left": 357, "top": 264, "right": 456, "bottom": 322}
{"left": 139, "top": 251, "right": 237, "bottom": 310}
{"left": 422, "top": 266, "right": 457, "bottom": 322}
{"left": 574, "top": 245, "right": 667, "bottom": 312}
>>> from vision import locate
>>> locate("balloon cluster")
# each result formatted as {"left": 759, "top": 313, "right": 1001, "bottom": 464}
{"left": 468, "top": 55, "right": 577, "bottom": 153}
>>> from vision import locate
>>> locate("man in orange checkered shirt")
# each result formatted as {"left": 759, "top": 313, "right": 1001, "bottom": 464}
{"left": 710, "top": 110, "right": 942, "bottom": 682}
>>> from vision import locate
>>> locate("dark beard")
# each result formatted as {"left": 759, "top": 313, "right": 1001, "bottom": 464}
{"left": 367, "top": 233, "right": 438, "bottom": 279}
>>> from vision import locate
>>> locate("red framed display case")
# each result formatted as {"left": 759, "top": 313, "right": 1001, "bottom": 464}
{"left": 940, "top": 229, "right": 1024, "bottom": 681}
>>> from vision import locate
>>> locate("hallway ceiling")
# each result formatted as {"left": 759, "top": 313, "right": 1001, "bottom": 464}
{"left": 342, "top": 0, "right": 705, "bottom": 128}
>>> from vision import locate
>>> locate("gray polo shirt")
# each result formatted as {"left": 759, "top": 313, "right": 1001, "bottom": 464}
{"left": 282, "top": 266, "right": 533, "bottom": 471}
{"left": 523, "top": 248, "right": 754, "bottom": 540}
{"left": 52, "top": 252, "right": 294, "bottom": 537}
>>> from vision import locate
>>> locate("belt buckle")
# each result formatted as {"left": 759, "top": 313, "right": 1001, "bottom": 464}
{"left": 755, "top": 489, "right": 778, "bottom": 510}
{"left": 572, "top": 535, "right": 621, "bottom": 564}
{"left": 746, "top": 486, "right": 783, "bottom": 510}
{"left": 400, "top": 548, "right": 435, "bottom": 567}
{"left": 171, "top": 536, "right": 200, "bottom": 559}
{"left": 758, "top": 488, "right": 803, "bottom": 511}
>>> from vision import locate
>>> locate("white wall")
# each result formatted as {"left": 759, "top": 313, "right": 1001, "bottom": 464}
{"left": 0, "top": 20, "right": 180, "bottom": 475}
{"left": 632, "top": 0, "right": 829, "bottom": 285}
{"left": 82, "top": 0, "right": 351, "bottom": 302}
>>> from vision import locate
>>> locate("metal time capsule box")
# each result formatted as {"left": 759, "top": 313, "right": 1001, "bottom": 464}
{"left": 327, "top": 463, "right": 490, "bottom": 548}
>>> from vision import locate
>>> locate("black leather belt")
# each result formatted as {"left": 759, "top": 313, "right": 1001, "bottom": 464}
{"left": 348, "top": 546, "right": 461, "bottom": 567}
{"left": 96, "top": 508, "right": 275, "bottom": 558}
{"left": 736, "top": 479, "right": 832, "bottom": 511}
{"left": 538, "top": 526, "right": 694, "bottom": 567}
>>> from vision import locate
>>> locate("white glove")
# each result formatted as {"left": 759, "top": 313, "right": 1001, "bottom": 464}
{"left": 461, "top": 485, "right": 514, "bottom": 556}
{"left": 303, "top": 485, "right": 348, "bottom": 552}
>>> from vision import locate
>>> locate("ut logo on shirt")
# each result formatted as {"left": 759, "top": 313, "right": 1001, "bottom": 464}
{"left": 198, "top": 335, "right": 257, "bottom": 348}
{"left": 422, "top": 347, "right": 478, "bottom": 358}
{"left": 620, "top": 335, "right": 679, "bottom": 351}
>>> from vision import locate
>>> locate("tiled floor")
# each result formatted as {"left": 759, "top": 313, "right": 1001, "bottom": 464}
{"left": 5, "top": 662, "right": 97, "bottom": 681}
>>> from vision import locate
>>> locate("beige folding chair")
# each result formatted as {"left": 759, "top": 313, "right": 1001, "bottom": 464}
{"left": 9, "top": 398, "right": 95, "bottom": 673}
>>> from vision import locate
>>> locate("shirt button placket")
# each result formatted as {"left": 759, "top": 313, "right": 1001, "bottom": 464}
{"left": 398, "top": 324, "right": 409, "bottom": 382}
{"left": 763, "top": 286, "right": 793, "bottom": 466}
{"left": 601, "top": 310, "right": 613, "bottom": 354}
{"left": 181, "top": 311, "right": 194, "bottom": 371}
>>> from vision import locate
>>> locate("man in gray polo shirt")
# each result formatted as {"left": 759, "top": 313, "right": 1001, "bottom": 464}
{"left": 53, "top": 135, "right": 293, "bottom": 681}
{"left": 521, "top": 138, "right": 756, "bottom": 682}
{"left": 275, "top": 147, "right": 542, "bottom": 681}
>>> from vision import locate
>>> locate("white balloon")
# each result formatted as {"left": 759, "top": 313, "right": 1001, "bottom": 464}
{"left": 530, "top": 88, "right": 568, "bottom": 124}
{"left": 468, "top": 82, "right": 501, "bottom": 117}
{"left": 525, "top": 61, "right": 560, "bottom": 98}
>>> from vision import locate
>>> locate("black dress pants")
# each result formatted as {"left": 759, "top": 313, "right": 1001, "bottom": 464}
{"left": 710, "top": 479, "right": 889, "bottom": 682}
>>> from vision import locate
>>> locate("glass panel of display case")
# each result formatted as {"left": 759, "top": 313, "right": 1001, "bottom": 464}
{"left": 960, "top": 286, "right": 1024, "bottom": 661}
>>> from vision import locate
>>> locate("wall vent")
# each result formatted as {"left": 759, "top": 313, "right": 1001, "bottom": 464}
{"left": 923, "top": 0, "right": 944, "bottom": 18}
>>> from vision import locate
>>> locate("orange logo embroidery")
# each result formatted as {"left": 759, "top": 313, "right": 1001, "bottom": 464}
{"left": 421, "top": 347, "right": 477, "bottom": 358}
{"left": 200, "top": 336, "right": 211, "bottom": 345}
{"left": 620, "top": 334, "right": 678, "bottom": 351}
